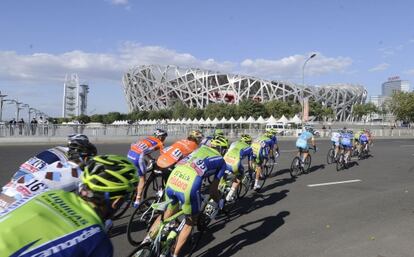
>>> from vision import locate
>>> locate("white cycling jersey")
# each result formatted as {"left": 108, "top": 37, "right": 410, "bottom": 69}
{"left": 331, "top": 132, "right": 340, "bottom": 143}
{"left": 0, "top": 147, "right": 83, "bottom": 211}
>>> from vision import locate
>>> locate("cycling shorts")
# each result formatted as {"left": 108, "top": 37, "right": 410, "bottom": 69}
{"left": 331, "top": 140, "right": 340, "bottom": 147}
{"left": 127, "top": 150, "right": 146, "bottom": 176}
{"left": 165, "top": 165, "right": 203, "bottom": 216}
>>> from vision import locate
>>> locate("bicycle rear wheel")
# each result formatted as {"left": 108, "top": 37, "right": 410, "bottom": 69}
{"left": 327, "top": 148, "right": 335, "bottom": 164}
{"left": 112, "top": 189, "right": 136, "bottom": 220}
{"left": 143, "top": 172, "right": 165, "bottom": 200}
{"left": 127, "top": 197, "right": 158, "bottom": 246}
{"left": 127, "top": 242, "right": 154, "bottom": 257}
{"left": 290, "top": 157, "right": 301, "bottom": 178}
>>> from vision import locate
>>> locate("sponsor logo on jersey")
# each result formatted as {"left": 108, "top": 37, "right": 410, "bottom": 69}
{"left": 41, "top": 192, "right": 88, "bottom": 227}
{"left": 11, "top": 226, "right": 101, "bottom": 257}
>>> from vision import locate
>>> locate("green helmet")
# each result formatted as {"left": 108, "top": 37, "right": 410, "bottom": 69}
{"left": 240, "top": 134, "right": 252, "bottom": 144}
{"left": 214, "top": 129, "right": 224, "bottom": 136}
{"left": 81, "top": 155, "right": 138, "bottom": 199}
{"left": 266, "top": 128, "right": 277, "bottom": 135}
{"left": 264, "top": 131, "right": 273, "bottom": 138}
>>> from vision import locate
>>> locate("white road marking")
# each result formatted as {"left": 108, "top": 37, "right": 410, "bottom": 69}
{"left": 307, "top": 179, "right": 361, "bottom": 187}
{"left": 400, "top": 145, "right": 414, "bottom": 147}
{"left": 281, "top": 149, "right": 298, "bottom": 153}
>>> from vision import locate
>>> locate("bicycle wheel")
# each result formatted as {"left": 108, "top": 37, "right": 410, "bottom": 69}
{"left": 266, "top": 152, "right": 276, "bottom": 175}
{"left": 336, "top": 154, "right": 344, "bottom": 171}
{"left": 290, "top": 157, "right": 301, "bottom": 178}
{"left": 303, "top": 154, "right": 312, "bottom": 174}
{"left": 143, "top": 172, "right": 165, "bottom": 200}
{"left": 112, "top": 189, "right": 136, "bottom": 220}
{"left": 327, "top": 148, "right": 335, "bottom": 164}
{"left": 127, "top": 242, "right": 154, "bottom": 257}
{"left": 127, "top": 197, "right": 158, "bottom": 246}
{"left": 236, "top": 173, "right": 251, "bottom": 199}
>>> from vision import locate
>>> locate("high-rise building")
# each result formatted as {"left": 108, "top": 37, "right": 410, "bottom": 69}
{"left": 62, "top": 74, "right": 89, "bottom": 118}
{"left": 381, "top": 76, "right": 410, "bottom": 96}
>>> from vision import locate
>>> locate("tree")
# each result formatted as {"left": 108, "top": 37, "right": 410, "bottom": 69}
{"left": 90, "top": 114, "right": 104, "bottom": 123}
{"left": 102, "top": 112, "right": 122, "bottom": 124}
{"left": 171, "top": 101, "right": 189, "bottom": 119}
{"left": 352, "top": 103, "right": 378, "bottom": 121}
{"left": 237, "top": 99, "right": 266, "bottom": 118}
{"left": 389, "top": 92, "right": 414, "bottom": 122}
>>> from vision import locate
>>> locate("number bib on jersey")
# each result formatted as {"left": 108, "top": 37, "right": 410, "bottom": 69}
{"left": 190, "top": 158, "right": 208, "bottom": 177}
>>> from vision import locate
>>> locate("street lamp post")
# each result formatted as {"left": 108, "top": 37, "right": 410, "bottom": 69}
{"left": 301, "top": 53, "right": 317, "bottom": 125}
{"left": 0, "top": 92, "right": 8, "bottom": 122}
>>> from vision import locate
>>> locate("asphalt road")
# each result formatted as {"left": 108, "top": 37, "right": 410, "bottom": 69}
{"left": 1, "top": 138, "right": 414, "bottom": 257}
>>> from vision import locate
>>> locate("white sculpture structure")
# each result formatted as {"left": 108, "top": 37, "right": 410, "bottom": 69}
{"left": 123, "top": 65, "right": 367, "bottom": 121}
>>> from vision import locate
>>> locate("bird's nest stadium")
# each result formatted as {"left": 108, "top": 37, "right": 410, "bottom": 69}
{"left": 122, "top": 65, "right": 367, "bottom": 121}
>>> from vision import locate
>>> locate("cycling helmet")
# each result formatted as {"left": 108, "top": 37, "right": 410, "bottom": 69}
{"left": 264, "top": 131, "right": 273, "bottom": 138}
{"left": 154, "top": 128, "right": 168, "bottom": 139}
{"left": 266, "top": 128, "right": 277, "bottom": 135}
{"left": 210, "top": 136, "right": 229, "bottom": 156}
{"left": 68, "top": 134, "right": 89, "bottom": 143}
{"left": 188, "top": 130, "right": 204, "bottom": 144}
{"left": 214, "top": 129, "right": 224, "bottom": 136}
{"left": 240, "top": 134, "right": 252, "bottom": 144}
{"left": 68, "top": 139, "right": 97, "bottom": 160}
{"left": 81, "top": 155, "right": 138, "bottom": 199}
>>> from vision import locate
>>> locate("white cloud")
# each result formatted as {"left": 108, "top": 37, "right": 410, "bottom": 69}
{"left": 0, "top": 45, "right": 353, "bottom": 86}
{"left": 239, "top": 53, "right": 352, "bottom": 80}
{"left": 368, "top": 63, "right": 389, "bottom": 72}
{"left": 403, "top": 69, "right": 414, "bottom": 75}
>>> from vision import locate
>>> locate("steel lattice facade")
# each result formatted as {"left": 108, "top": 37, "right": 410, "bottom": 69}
{"left": 122, "top": 65, "right": 367, "bottom": 121}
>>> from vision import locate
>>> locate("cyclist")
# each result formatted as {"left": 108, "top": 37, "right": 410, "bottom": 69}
{"left": 224, "top": 134, "right": 253, "bottom": 201}
{"left": 330, "top": 129, "right": 341, "bottom": 159}
{"left": 1, "top": 134, "right": 97, "bottom": 208}
{"left": 251, "top": 130, "right": 274, "bottom": 190}
{"left": 0, "top": 155, "right": 138, "bottom": 257}
{"left": 157, "top": 130, "right": 203, "bottom": 172}
{"left": 295, "top": 127, "right": 317, "bottom": 166}
{"left": 359, "top": 129, "right": 369, "bottom": 153}
{"left": 339, "top": 129, "right": 354, "bottom": 164}
{"left": 127, "top": 128, "right": 167, "bottom": 208}
{"left": 145, "top": 137, "right": 228, "bottom": 257}
{"left": 266, "top": 128, "right": 280, "bottom": 158}
{"left": 353, "top": 129, "right": 363, "bottom": 152}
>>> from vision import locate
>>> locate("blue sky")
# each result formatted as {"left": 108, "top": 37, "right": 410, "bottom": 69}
{"left": 1, "top": 0, "right": 414, "bottom": 120}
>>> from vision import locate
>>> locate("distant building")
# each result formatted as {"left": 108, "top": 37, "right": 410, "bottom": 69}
{"left": 62, "top": 74, "right": 89, "bottom": 118}
{"left": 369, "top": 95, "right": 387, "bottom": 108}
{"left": 382, "top": 76, "right": 410, "bottom": 97}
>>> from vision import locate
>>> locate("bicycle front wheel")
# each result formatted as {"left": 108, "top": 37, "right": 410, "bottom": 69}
{"left": 303, "top": 154, "right": 312, "bottom": 173}
{"left": 127, "top": 197, "right": 158, "bottom": 246}
{"left": 290, "top": 157, "right": 301, "bottom": 178}
{"left": 327, "top": 149, "right": 335, "bottom": 164}
{"left": 336, "top": 154, "right": 344, "bottom": 171}
{"left": 236, "top": 173, "right": 251, "bottom": 199}
{"left": 127, "top": 242, "right": 154, "bottom": 257}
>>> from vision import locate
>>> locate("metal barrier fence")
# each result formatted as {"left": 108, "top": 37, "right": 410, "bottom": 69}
{"left": 0, "top": 124, "right": 413, "bottom": 139}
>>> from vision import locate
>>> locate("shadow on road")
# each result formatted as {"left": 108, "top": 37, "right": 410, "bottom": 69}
{"left": 308, "top": 164, "right": 325, "bottom": 174}
{"left": 196, "top": 211, "right": 290, "bottom": 257}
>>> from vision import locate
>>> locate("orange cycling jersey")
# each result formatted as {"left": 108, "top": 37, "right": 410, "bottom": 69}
{"left": 157, "top": 139, "right": 198, "bottom": 169}
{"left": 130, "top": 136, "right": 164, "bottom": 155}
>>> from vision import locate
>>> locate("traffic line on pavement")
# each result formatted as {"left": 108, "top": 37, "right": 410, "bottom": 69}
{"left": 307, "top": 179, "right": 361, "bottom": 187}
{"left": 400, "top": 145, "right": 414, "bottom": 147}
{"left": 281, "top": 149, "right": 298, "bottom": 153}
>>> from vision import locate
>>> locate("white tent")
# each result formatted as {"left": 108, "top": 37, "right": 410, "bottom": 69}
{"left": 246, "top": 116, "right": 256, "bottom": 123}
{"left": 219, "top": 117, "right": 228, "bottom": 124}
{"left": 199, "top": 117, "right": 206, "bottom": 124}
{"left": 289, "top": 115, "right": 302, "bottom": 124}
{"left": 266, "top": 115, "right": 278, "bottom": 123}
{"left": 277, "top": 115, "right": 289, "bottom": 124}
{"left": 212, "top": 117, "right": 220, "bottom": 124}
{"left": 236, "top": 116, "right": 245, "bottom": 124}
{"left": 256, "top": 116, "right": 267, "bottom": 124}
{"left": 228, "top": 117, "right": 237, "bottom": 123}
{"left": 205, "top": 117, "right": 212, "bottom": 125}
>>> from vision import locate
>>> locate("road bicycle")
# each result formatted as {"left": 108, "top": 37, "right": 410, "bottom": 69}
{"left": 290, "top": 146, "right": 316, "bottom": 178}
{"left": 326, "top": 143, "right": 338, "bottom": 164}
{"left": 336, "top": 149, "right": 351, "bottom": 171}
{"left": 262, "top": 149, "right": 279, "bottom": 177}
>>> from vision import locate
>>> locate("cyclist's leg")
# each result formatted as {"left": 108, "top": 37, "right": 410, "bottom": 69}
{"left": 128, "top": 151, "right": 146, "bottom": 206}
{"left": 173, "top": 176, "right": 203, "bottom": 256}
